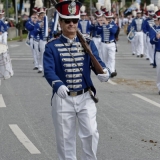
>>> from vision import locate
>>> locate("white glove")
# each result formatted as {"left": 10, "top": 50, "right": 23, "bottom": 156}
{"left": 57, "top": 85, "right": 69, "bottom": 99}
{"left": 97, "top": 68, "right": 110, "bottom": 82}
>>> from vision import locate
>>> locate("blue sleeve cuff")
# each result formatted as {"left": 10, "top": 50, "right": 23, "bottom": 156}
{"left": 52, "top": 81, "right": 64, "bottom": 93}
{"left": 153, "top": 38, "right": 159, "bottom": 42}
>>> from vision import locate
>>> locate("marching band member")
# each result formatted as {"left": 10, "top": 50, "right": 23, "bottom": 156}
{"left": 0, "top": 5, "right": 7, "bottom": 45}
{"left": 25, "top": 4, "right": 39, "bottom": 70}
{"left": 127, "top": 11, "right": 136, "bottom": 55}
{"left": 33, "top": 14, "right": 40, "bottom": 71}
{"left": 43, "top": 0, "right": 110, "bottom": 159}
{"left": 97, "top": 1, "right": 118, "bottom": 78}
{"left": 131, "top": 5, "right": 144, "bottom": 58}
{"left": 34, "top": 7, "right": 48, "bottom": 73}
{"left": 143, "top": 4, "right": 156, "bottom": 64}
{"left": 91, "top": 2, "right": 103, "bottom": 59}
{"left": 142, "top": 6, "right": 149, "bottom": 60}
{"left": 78, "top": 5, "right": 92, "bottom": 37}
{"left": 149, "top": 10, "right": 160, "bottom": 95}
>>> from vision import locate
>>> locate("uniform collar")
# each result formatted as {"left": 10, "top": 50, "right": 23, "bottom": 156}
{"left": 61, "top": 34, "right": 77, "bottom": 43}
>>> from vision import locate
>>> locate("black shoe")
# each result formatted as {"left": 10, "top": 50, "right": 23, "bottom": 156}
{"left": 132, "top": 53, "right": 135, "bottom": 55}
{"left": 38, "top": 71, "right": 42, "bottom": 73}
{"left": 146, "top": 58, "right": 149, "bottom": 60}
{"left": 111, "top": 71, "right": 117, "bottom": 78}
{"left": 140, "top": 54, "right": 143, "bottom": 58}
{"left": 33, "top": 67, "right": 38, "bottom": 70}
{"left": 137, "top": 55, "right": 139, "bottom": 57}
{"left": 153, "top": 66, "right": 156, "bottom": 68}
{"left": 159, "top": 91, "right": 160, "bottom": 95}
{"left": 150, "top": 63, "right": 153, "bottom": 65}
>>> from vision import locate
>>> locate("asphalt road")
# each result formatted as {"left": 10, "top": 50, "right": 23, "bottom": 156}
{"left": 0, "top": 32, "right": 160, "bottom": 160}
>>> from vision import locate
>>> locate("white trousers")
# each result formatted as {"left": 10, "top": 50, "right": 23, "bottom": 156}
{"left": 156, "top": 52, "right": 160, "bottom": 91}
{"left": 143, "top": 33, "right": 149, "bottom": 58}
{"left": 39, "top": 40, "right": 47, "bottom": 71}
{"left": 52, "top": 91, "right": 99, "bottom": 160}
{"left": 33, "top": 40, "right": 40, "bottom": 69}
{"left": 30, "top": 38, "right": 38, "bottom": 68}
{"left": 92, "top": 37, "right": 102, "bottom": 59}
{"left": 101, "top": 42, "right": 116, "bottom": 73}
{"left": 131, "top": 37, "right": 136, "bottom": 54}
{"left": 147, "top": 36, "right": 154, "bottom": 64}
{"left": 134, "top": 32, "right": 144, "bottom": 56}
{"left": 0, "top": 32, "right": 7, "bottom": 45}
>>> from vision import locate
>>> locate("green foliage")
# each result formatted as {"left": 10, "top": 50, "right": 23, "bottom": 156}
{"left": 8, "top": 7, "right": 14, "bottom": 15}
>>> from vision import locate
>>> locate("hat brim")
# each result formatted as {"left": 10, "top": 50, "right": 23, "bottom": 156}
{"left": 57, "top": 11, "right": 80, "bottom": 19}
{"left": 104, "top": 15, "right": 113, "bottom": 18}
{"left": 95, "top": 13, "right": 103, "bottom": 17}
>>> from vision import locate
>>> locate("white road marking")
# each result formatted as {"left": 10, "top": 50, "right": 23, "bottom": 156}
{"left": 132, "top": 94, "right": 160, "bottom": 108}
{"left": 11, "top": 58, "right": 33, "bottom": 60}
{"left": 108, "top": 79, "right": 117, "bottom": 85}
{"left": 9, "top": 44, "right": 20, "bottom": 48}
{"left": 0, "top": 94, "right": 6, "bottom": 108}
{"left": 9, "top": 124, "right": 41, "bottom": 154}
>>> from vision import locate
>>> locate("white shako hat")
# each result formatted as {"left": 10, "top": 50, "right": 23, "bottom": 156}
{"left": 95, "top": 3, "right": 103, "bottom": 17}
{"left": 0, "top": 4, "right": 5, "bottom": 14}
{"left": 80, "top": 5, "right": 87, "bottom": 16}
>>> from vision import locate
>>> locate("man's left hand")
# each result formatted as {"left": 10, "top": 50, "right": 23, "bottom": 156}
{"left": 97, "top": 68, "right": 110, "bottom": 82}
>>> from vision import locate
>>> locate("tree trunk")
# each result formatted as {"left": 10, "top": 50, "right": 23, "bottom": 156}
{"left": 29, "top": 0, "right": 35, "bottom": 16}
{"left": 18, "top": 0, "right": 23, "bottom": 15}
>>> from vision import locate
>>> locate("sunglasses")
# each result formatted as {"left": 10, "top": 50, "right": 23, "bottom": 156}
{"left": 62, "top": 19, "right": 79, "bottom": 24}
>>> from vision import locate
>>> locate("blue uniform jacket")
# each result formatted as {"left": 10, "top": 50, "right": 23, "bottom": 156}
{"left": 90, "top": 23, "right": 101, "bottom": 37}
{"left": 78, "top": 20, "right": 91, "bottom": 35}
{"left": 0, "top": 20, "right": 7, "bottom": 32}
{"left": 25, "top": 19, "right": 35, "bottom": 38}
{"left": 96, "top": 21, "right": 118, "bottom": 42}
{"left": 149, "top": 25, "right": 160, "bottom": 51}
{"left": 43, "top": 35, "right": 106, "bottom": 95}
{"left": 143, "top": 18, "right": 154, "bottom": 35}
{"left": 131, "top": 18, "right": 144, "bottom": 32}
{"left": 33, "top": 21, "right": 46, "bottom": 41}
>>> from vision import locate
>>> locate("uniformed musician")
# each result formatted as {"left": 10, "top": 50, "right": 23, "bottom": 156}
{"left": 149, "top": 10, "right": 160, "bottom": 95}
{"left": 78, "top": 5, "right": 92, "bottom": 37}
{"left": 97, "top": 11, "right": 118, "bottom": 78}
{"left": 34, "top": 7, "right": 47, "bottom": 73}
{"left": 131, "top": 7, "right": 144, "bottom": 57}
{"left": 143, "top": 4, "right": 155, "bottom": 64}
{"left": 0, "top": 8, "right": 7, "bottom": 45}
{"left": 43, "top": 0, "right": 110, "bottom": 159}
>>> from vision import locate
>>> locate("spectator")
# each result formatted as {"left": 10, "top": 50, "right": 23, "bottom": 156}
{"left": 16, "top": 16, "right": 24, "bottom": 42}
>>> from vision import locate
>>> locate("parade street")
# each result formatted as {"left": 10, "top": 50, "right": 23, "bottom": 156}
{"left": 0, "top": 32, "right": 160, "bottom": 160}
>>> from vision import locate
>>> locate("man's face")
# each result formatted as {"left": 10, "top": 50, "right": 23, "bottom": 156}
{"left": 158, "top": 18, "right": 160, "bottom": 25}
{"left": 106, "top": 17, "right": 112, "bottom": 22}
{"left": 137, "top": 13, "right": 141, "bottom": 18}
{"left": 39, "top": 13, "right": 45, "bottom": 20}
{"left": 154, "top": 19, "right": 159, "bottom": 25}
{"left": 59, "top": 18, "right": 79, "bottom": 36}
{"left": 81, "top": 15, "right": 86, "bottom": 20}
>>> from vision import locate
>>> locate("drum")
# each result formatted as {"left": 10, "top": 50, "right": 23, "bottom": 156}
{"left": 0, "top": 44, "right": 14, "bottom": 79}
{"left": 127, "top": 28, "right": 136, "bottom": 42}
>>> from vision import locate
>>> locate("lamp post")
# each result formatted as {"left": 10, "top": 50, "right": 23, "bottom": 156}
{"left": 117, "top": 0, "right": 122, "bottom": 17}
{"left": 5, "top": 0, "right": 8, "bottom": 18}
{"left": 15, "top": 0, "right": 18, "bottom": 36}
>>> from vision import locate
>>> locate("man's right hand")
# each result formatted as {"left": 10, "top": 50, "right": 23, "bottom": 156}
{"left": 57, "top": 85, "right": 69, "bottom": 99}
{"left": 156, "top": 33, "right": 160, "bottom": 39}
